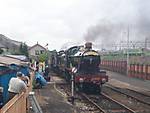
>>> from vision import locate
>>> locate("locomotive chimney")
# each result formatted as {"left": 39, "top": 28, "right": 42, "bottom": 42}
{"left": 85, "top": 42, "right": 92, "bottom": 50}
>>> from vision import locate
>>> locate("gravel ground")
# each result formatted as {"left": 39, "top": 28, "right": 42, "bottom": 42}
{"left": 34, "top": 83, "right": 76, "bottom": 113}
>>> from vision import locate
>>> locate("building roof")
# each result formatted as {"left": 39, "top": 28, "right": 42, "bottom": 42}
{"left": 4, "top": 55, "right": 28, "bottom": 61}
{"left": 29, "top": 43, "right": 46, "bottom": 51}
{"left": 0, "top": 56, "right": 28, "bottom": 66}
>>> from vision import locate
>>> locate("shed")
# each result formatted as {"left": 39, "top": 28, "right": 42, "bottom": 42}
{"left": 0, "top": 64, "right": 16, "bottom": 105}
{"left": 0, "top": 56, "right": 29, "bottom": 105}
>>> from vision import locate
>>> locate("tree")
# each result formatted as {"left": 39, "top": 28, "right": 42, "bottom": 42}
{"left": 39, "top": 52, "right": 48, "bottom": 62}
{"left": 19, "top": 42, "right": 29, "bottom": 57}
{"left": 0, "top": 48, "right": 4, "bottom": 54}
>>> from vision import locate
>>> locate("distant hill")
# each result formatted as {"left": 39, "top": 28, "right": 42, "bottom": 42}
{"left": 0, "top": 34, "right": 21, "bottom": 52}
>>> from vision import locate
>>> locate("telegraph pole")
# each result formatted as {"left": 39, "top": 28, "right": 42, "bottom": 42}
{"left": 145, "top": 37, "right": 148, "bottom": 49}
{"left": 127, "top": 26, "right": 130, "bottom": 76}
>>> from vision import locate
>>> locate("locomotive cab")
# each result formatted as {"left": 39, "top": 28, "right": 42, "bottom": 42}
{"left": 78, "top": 51, "right": 100, "bottom": 74}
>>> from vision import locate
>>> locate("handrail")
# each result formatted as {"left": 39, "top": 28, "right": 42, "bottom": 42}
{"left": 0, "top": 93, "right": 25, "bottom": 113}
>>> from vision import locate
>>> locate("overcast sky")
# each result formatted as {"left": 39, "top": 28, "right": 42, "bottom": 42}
{"left": 0, "top": 0, "right": 149, "bottom": 50}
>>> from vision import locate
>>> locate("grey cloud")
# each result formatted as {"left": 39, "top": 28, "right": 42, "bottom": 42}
{"left": 0, "top": 0, "right": 150, "bottom": 50}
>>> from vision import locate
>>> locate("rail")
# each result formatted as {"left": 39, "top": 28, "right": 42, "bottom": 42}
{"left": 81, "top": 93, "right": 107, "bottom": 113}
{"left": 105, "top": 85, "right": 150, "bottom": 106}
{"left": 101, "top": 93, "right": 136, "bottom": 113}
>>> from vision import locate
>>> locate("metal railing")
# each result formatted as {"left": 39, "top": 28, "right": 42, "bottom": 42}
{"left": 28, "top": 92, "right": 43, "bottom": 113}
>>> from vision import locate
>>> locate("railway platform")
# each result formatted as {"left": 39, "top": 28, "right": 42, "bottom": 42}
{"left": 34, "top": 75, "right": 78, "bottom": 113}
{"left": 107, "top": 71, "right": 150, "bottom": 93}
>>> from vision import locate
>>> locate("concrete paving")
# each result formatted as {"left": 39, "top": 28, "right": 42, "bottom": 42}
{"left": 34, "top": 84, "right": 77, "bottom": 113}
{"left": 107, "top": 71, "right": 150, "bottom": 93}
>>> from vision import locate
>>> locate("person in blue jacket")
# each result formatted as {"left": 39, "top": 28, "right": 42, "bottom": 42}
{"left": 35, "top": 71, "right": 47, "bottom": 88}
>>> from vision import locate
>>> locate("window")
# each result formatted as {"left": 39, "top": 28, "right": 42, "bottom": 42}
{"left": 35, "top": 50, "right": 39, "bottom": 55}
{"left": 40, "top": 50, "right": 45, "bottom": 54}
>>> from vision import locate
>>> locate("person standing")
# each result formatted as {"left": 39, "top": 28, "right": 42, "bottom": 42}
{"left": 8, "top": 72, "right": 27, "bottom": 100}
{"left": 22, "top": 75, "right": 30, "bottom": 87}
{"left": 44, "top": 66, "right": 50, "bottom": 81}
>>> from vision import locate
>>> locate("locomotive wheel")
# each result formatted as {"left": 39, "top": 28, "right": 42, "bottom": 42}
{"left": 75, "top": 86, "right": 79, "bottom": 92}
{"left": 95, "top": 85, "right": 102, "bottom": 94}
{"left": 75, "top": 83, "right": 83, "bottom": 92}
{"left": 64, "top": 71, "right": 71, "bottom": 82}
{"left": 63, "top": 72, "right": 68, "bottom": 81}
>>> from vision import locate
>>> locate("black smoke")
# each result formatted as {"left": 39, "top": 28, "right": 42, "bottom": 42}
{"left": 84, "top": 0, "right": 150, "bottom": 49}
{"left": 84, "top": 20, "right": 123, "bottom": 49}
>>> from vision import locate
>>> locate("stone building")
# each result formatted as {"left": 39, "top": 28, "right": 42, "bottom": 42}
{"left": 28, "top": 43, "right": 46, "bottom": 59}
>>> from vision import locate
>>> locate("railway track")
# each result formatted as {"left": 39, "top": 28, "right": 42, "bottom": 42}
{"left": 54, "top": 75, "right": 150, "bottom": 113}
{"left": 103, "top": 85, "right": 150, "bottom": 113}
{"left": 56, "top": 83, "right": 136, "bottom": 113}
{"left": 80, "top": 93, "right": 135, "bottom": 113}
{"left": 104, "top": 84, "right": 150, "bottom": 106}
{"left": 55, "top": 83, "right": 100, "bottom": 113}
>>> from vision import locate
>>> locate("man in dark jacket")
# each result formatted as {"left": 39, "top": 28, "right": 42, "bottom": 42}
{"left": 44, "top": 66, "right": 50, "bottom": 81}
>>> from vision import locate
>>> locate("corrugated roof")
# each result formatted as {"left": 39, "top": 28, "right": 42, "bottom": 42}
{"left": 0, "top": 56, "right": 28, "bottom": 65}
{"left": 4, "top": 55, "right": 27, "bottom": 61}
{"left": 0, "top": 63, "right": 7, "bottom": 66}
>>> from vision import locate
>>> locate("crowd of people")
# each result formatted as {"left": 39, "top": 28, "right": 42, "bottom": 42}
{"left": 8, "top": 72, "right": 30, "bottom": 100}
{"left": 8, "top": 61, "right": 50, "bottom": 101}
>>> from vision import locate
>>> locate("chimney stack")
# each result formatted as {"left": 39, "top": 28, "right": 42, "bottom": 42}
{"left": 85, "top": 42, "right": 92, "bottom": 50}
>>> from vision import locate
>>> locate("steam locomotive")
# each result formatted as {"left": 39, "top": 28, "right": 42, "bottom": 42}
{"left": 51, "top": 42, "right": 108, "bottom": 92}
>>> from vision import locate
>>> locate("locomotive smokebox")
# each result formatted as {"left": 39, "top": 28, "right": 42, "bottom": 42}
{"left": 85, "top": 42, "right": 92, "bottom": 50}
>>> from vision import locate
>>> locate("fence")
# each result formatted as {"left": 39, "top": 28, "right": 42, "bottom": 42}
{"left": 101, "top": 60, "right": 127, "bottom": 75}
{"left": 101, "top": 60, "right": 150, "bottom": 80}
